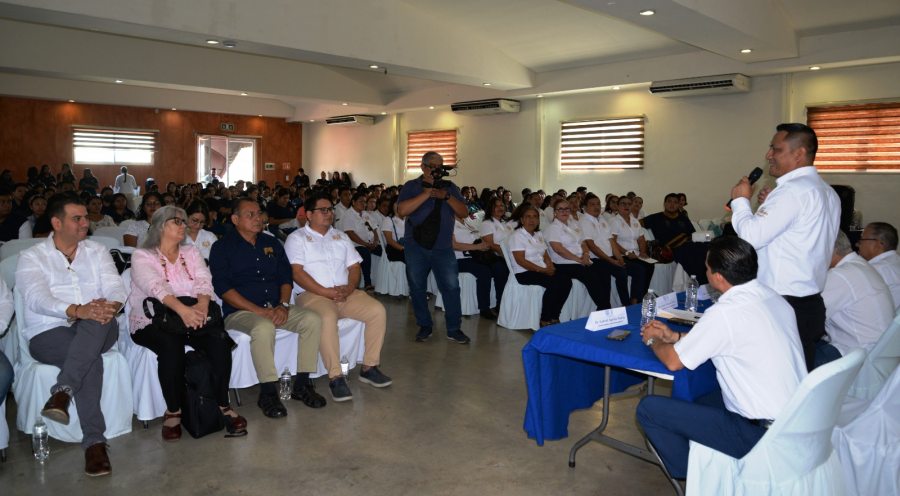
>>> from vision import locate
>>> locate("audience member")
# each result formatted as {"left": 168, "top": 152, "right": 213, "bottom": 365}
{"left": 544, "top": 198, "right": 610, "bottom": 310}
{"left": 730, "top": 123, "right": 840, "bottom": 370}
{"left": 857, "top": 222, "right": 900, "bottom": 311}
{"left": 17, "top": 193, "right": 127, "bottom": 476}
{"left": 105, "top": 193, "right": 135, "bottom": 224}
{"left": 381, "top": 199, "right": 406, "bottom": 263}
{"left": 85, "top": 196, "right": 115, "bottom": 234}
{"left": 18, "top": 194, "right": 46, "bottom": 239}
{"left": 338, "top": 191, "right": 381, "bottom": 291}
{"left": 636, "top": 236, "right": 807, "bottom": 480}
{"left": 580, "top": 193, "right": 632, "bottom": 307}
{"left": 0, "top": 276, "right": 13, "bottom": 413}
{"left": 184, "top": 200, "right": 218, "bottom": 259}
{"left": 113, "top": 166, "right": 139, "bottom": 210}
{"left": 452, "top": 216, "right": 501, "bottom": 319}
{"left": 79, "top": 168, "right": 99, "bottom": 195}
{"left": 124, "top": 192, "right": 162, "bottom": 247}
{"left": 643, "top": 193, "right": 709, "bottom": 283}
{"left": 610, "top": 195, "right": 654, "bottom": 304}
{"left": 0, "top": 189, "right": 26, "bottom": 241}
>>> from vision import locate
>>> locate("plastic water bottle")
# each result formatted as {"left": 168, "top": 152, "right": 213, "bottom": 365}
{"left": 640, "top": 289, "right": 657, "bottom": 327}
{"left": 686, "top": 275, "right": 699, "bottom": 312}
{"left": 33, "top": 418, "right": 50, "bottom": 462}
{"left": 278, "top": 367, "right": 292, "bottom": 400}
{"left": 340, "top": 356, "right": 350, "bottom": 379}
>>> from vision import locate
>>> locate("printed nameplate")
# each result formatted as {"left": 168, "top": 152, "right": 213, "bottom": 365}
{"left": 585, "top": 307, "right": 628, "bottom": 331}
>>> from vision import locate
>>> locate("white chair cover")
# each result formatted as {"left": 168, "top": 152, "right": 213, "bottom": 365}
{"left": 88, "top": 235, "right": 121, "bottom": 250}
{"left": 832, "top": 366, "right": 900, "bottom": 496}
{"left": 559, "top": 279, "right": 595, "bottom": 323}
{"left": 845, "top": 312, "right": 900, "bottom": 401}
{"left": 12, "top": 289, "right": 133, "bottom": 443}
{"left": 434, "top": 272, "right": 496, "bottom": 316}
{"left": 497, "top": 241, "right": 544, "bottom": 330}
{"left": 0, "top": 257, "right": 18, "bottom": 366}
{"left": 685, "top": 349, "right": 865, "bottom": 496}
{"left": 0, "top": 238, "right": 41, "bottom": 261}
{"left": 671, "top": 262, "right": 692, "bottom": 292}
{"left": 92, "top": 226, "right": 126, "bottom": 245}
{"left": 649, "top": 262, "right": 677, "bottom": 295}
{"left": 373, "top": 230, "right": 408, "bottom": 297}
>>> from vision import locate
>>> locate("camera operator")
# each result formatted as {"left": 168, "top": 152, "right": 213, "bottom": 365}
{"left": 397, "top": 151, "right": 472, "bottom": 344}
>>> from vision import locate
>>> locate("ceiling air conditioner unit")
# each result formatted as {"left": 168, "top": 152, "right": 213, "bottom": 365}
{"left": 451, "top": 99, "right": 520, "bottom": 116}
{"left": 325, "top": 115, "right": 375, "bottom": 126}
{"left": 649, "top": 74, "right": 751, "bottom": 98}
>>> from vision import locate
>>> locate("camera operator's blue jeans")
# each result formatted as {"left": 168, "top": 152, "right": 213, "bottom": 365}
{"left": 405, "top": 242, "right": 462, "bottom": 334}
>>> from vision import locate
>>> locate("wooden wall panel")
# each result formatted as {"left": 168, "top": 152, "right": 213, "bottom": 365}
{"left": 0, "top": 96, "right": 302, "bottom": 189}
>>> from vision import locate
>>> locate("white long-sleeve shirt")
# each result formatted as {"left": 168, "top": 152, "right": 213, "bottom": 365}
{"left": 731, "top": 166, "right": 840, "bottom": 297}
{"left": 16, "top": 235, "right": 127, "bottom": 339}
{"left": 869, "top": 250, "right": 900, "bottom": 312}
{"left": 113, "top": 173, "right": 138, "bottom": 195}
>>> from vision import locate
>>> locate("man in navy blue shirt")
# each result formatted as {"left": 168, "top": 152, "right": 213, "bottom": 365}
{"left": 397, "top": 152, "right": 471, "bottom": 344}
{"left": 209, "top": 198, "right": 325, "bottom": 418}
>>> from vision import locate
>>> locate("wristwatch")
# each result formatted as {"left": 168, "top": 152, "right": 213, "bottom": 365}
{"left": 280, "top": 302, "right": 290, "bottom": 309}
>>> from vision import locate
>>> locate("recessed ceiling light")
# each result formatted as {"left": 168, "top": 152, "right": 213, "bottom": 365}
{"left": 223, "top": 41, "right": 236, "bottom": 48}
{"left": 639, "top": 9, "right": 655, "bottom": 16}
{"left": 740, "top": 48, "right": 753, "bottom": 54}
{"left": 258, "top": 114, "right": 263, "bottom": 117}
{"left": 483, "top": 82, "right": 492, "bottom": 86}
{"left": 369, "top": 64, "right": 379, "bottom": 69}
{"left": 206, "top": 39, "right": 219, "bottom": 45}
{"left": 612, "top": 86, "right": 621, "bottom": 90}
{"left": 309, "top": 119, "right": 315, "bottom": 122}
{"left": 114, "top": 79, "right": 123, "bottom": 83}
{"left": 341, "top": 102, "right": 348, "bottom": 106}
{"left": 171, "top": 107, "right": 177, "bottom": 111}
{"left": 536, "top": 94, "right": 543, "bottom": 98}
{"left": 380, "top": 111, "right": 387, "bottom": 115}
{"left": 809, "top": 66, "right": 821, "bottom": 71}
{"left": 428, "top": 106, "right": 435, "bottom": 110}
{"left": 67, "top": 99, "right": 75, "bottom": 103}
{"left": 240, "top": 92, "right": 248, "bottom": 96}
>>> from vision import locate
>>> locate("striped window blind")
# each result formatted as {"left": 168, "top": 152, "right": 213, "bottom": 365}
{"left": 73, "top": 126, "right": 156, "bottom": 165}
{"left": 807, "top": 102, "right": 900, "bottom": 171}
{"left": 406, "top": 129, "right": 457, "bottom": 170}
{"left": 560, "top": 116, "right": 644, "bottom": 170}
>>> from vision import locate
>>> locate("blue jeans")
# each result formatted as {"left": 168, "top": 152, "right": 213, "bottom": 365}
{"left": 0, "top": 351, "right": 12, "bottom": 407}
{"left": 405, "top": 241, "right": 461, "bottom": 333}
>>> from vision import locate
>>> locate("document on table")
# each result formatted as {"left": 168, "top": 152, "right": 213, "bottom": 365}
{"left": 657, "top": 308, "right": 703, "bottom": 323}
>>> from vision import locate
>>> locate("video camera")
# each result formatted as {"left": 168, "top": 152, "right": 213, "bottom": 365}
{"left": 424, "top": 165, "right": 454, "bottom": 189}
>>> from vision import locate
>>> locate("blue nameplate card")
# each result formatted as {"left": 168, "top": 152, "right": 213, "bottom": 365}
{"left": 657, "top": 291, "right": 677, "bottom": 311}
{"left": 585, "top": 307, "right": 628, "bottom": 331}
{"left": 698, "top": 284, "right": 711, "bottom": 301}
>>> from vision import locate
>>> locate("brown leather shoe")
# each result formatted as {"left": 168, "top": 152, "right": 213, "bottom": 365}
{"left": 84, "top": 443, "right": 111, "bottom": 477}
{"left": 161, "top": 411, "right": 182, "bottom": 442}
{"left": 41, "top": 390, "right": 71, "bottom": 425}
{"left": 221, "top": 406, "right": 247, "bottom": 432}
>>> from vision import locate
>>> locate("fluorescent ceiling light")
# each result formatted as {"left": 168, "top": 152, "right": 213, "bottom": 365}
{"left": 639, "top": 9, "right": 655, "bottom": 16}
{"left": 206, "top": 39, "right": 219, "bottom": 45}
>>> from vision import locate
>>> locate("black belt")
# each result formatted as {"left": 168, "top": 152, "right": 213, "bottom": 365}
{"left": 748, "top": 418, "right": 774, "bottom": 429}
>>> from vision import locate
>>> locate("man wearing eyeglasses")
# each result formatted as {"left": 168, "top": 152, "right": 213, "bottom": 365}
{"left": 857, "top": 222, "right": 900, "bottom": 312}
{"left": 397, "top": 151, "right": 471, "bottom": 344}
{"left": 209, "top": 198, "right": 325, "bottom": 418}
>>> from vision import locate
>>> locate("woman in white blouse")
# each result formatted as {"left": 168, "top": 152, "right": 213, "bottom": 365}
{"left": 124, "top": 192, "right": 162, "bottom": 247}
{"left": 452, "top": 212, "right": 507, "bottom": 319}
{"left": 184, "top": 200, "right": 218, "bottom": 260}
{"left": 86, "top": 196, "right": 116, "bottom": 234}
{"left": 544, "top": 198, "right": 611, "bottom": 310}
{"left": 610, "top": 195, "right": 654, "bottom": 304}
{"left": 508, "top": 204, "right": 572, "bottom": 327}
{"left": 381, "top": 199, "right": 405, "bottom": 263}
{"left": 18, "top": 194, "right": 47, "bottom": 239}
{"left": 477, "top": 197, "right": 512, "bottom": 304}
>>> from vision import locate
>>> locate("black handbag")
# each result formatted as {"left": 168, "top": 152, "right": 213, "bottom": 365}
{"left": 181, "top": 351, "right": 225, "bottom": 438}
{"left": 465, "top": 239, "right": 500, "bottom": 265}
{"left": 142, "top": 296, "right": 225, "bottom": 337}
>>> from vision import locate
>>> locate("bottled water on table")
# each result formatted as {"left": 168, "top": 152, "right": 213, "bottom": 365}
{"left": 33, "top": 418, "right": 50, "bottom": 462}
{"left": 686, "top": 275, "right": 699, "bottom": 312}
{"left": 640, "top": 290, "right": 657, "bottom": 327}
{"left": 278, "top": 367, "right": 292, "bottom": 400}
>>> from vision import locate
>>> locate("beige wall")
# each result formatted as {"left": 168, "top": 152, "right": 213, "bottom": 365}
{"left": 304, "top": 62, "right": 900, "bottom": 228}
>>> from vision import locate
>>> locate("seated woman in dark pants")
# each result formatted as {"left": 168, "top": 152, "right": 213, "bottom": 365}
{"left": 381, "top": 199, "right": 405, "bottom": 263}
{"left": 580, "top": 193, "right": 630, "bottom": 308}
{"left": 478, "top": 197, "right": 513, "bottom": 310}
{"left": 129, "top": 205, "right": 246, "bottom": 441}
{"left": 544, "top": 198, "right": 611, "bottom": 311}
{"left": 610, "top": 195, "right": 655, "bottom": 304}
{"left": 452, "top": 216, "right": 505, "bottom": 319}
{"left": 508, "top": 204, "right": 572, "bottom": 327}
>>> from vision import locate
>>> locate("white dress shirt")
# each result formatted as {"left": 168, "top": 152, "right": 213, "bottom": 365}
{"left": 16, "top": 235, "right": 127, "bottom": 340}
{"left": 124, "top": 219, "right": 150, "bottom": 247}
{"left": 333, "top": 202, "right": 350, "bottom": 226}
{"left": 822, "top": 252, "right": 895, "bottom": 355}
{"left": 113, "top": 173, "right": 138, "bottom": 195}
{"left": 337, "top": 208, "right": 376, "bottom": 247}
{"left": 869, "top": 250, "right": 900, "bottom": 311}
{"left": 381, "top": 216, "right": 405, "bottom": 241}
{"left": 580, "top": 213, "right": 615, "bottom": 258}
{"left": 185, "top": 228, "right": 218, "bottom": 260}
{"left": 731, "top": 166, "right": 840, "bottom": 297}
{"left": 0, "top": 278, "right": 13, "bottom": 331}
{"left": 544, "top": 218, "right": 585, "bottom": 265}
{"left": 675, "top": 279, "right": 807, "bottom": 420}
{"left": 479, "top": 217, "right": 514, "bottom": 247}
{"left": 452, "top": 219, "right": 480, "bottom": 259}
{"left": 284, "top": 225, "right": 362, "bottom": 290}
{"left": 610, "top": 214, "right": 643, "bottom": 254}
{"left": 508, "top": 227, "right": 548, "bottom": 274}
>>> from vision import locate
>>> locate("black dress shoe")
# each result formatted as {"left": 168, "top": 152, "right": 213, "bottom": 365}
{"left": 41, "top": 390, "right": 71, "bottom": 425}
{"left": 479, "top": 309, "right": 498, "bottom": 320}
{"left": 291, "top": 381, "right": 327, "bottom": 408}
{"left": 84, "top": 443, "right": 111, "bottom": 477}
{"left": 257, "top": 393, "right": 288, "bottom": 418}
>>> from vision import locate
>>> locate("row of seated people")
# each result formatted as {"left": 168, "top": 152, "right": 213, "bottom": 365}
{"left": 4, "top": 192, "right": 392, "bottom": 476}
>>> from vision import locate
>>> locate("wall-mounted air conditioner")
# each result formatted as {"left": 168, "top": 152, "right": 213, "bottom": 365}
{"left": 451, "top": 99, "right": 520, "bottom": 115}
{"left": 324, "top": 115, "right": 375, "bottom": 126}
{"left": 649, "top": 74, "right": 751, "bottom": 97}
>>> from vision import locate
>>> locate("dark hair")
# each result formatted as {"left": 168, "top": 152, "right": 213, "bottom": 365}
{"left": 185, "top": 199, "right": 210, "bottom": 218}
{"left": 664, "top": 193, "right": 680, "bottom": 202}
{"left": 137, "top": 192, "right": 163, "bottom": 220}
{"left": 511, "top": 203, "right": 541, "bottom": 230}
{"left": 232, "top": 197, "right": 258, "bottom": 215}
{"left": 485, "top": 197, "right": 505, "bottom": 222}
{"left": 47, "top": 192, "right": 84, "bottom": 220}
{"left": 583, "top": 192, "right": 600, "bottom": 204}
{"left": 706, "top": 236, "right": 758, "bottom": 286}
{"left": 776, "top": 123, "right": 818, "bottom": 162}
{"left": 867, "top": 222, "right": 898, "bottom": 250}
{"left": 351, "top": 191, "right": 367, "bottom": 204}
{"left": 421, "top": 151, "right": 441, "bottom": 166}
{"left": 304, "top": 192, "right": 333, "bottom": 213}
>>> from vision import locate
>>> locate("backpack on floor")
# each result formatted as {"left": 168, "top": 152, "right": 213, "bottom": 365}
{"left": 182, "top": 351, "right": 225, "bottom": 438}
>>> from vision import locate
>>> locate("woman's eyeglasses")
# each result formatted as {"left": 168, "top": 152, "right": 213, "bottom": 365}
{"left": 167, "top": 217, "right": 186, "bottom": 226}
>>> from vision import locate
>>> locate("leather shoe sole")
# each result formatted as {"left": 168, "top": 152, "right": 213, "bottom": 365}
{"left": 41, "top": 391, "right": 71, "bottom": 425}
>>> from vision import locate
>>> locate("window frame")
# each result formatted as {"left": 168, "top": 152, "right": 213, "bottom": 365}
{"left": 559, "top": 116, "right": 645, "bottom": 171}
{"left": 72, "top": 125, "right": 158, "bottom": 166}
{"left": 405, "top": 129, "right": 458, "bottom": 171}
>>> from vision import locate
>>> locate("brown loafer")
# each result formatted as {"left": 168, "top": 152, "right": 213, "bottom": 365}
{"left": 161, "top": 411, "right": 182, "bottom": 442}
{"left": 41, "top": 390, "right": 71, "bottom": 425}
{"left": 221, "top": 406, "right": 247, "bottom": 432}
{"left": 84, "top": 443, "right": 111, "bottom": 477}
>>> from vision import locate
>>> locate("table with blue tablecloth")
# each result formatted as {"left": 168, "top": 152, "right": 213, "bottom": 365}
{"left": 522, "top": 298, "right": 718, "bottom": 447}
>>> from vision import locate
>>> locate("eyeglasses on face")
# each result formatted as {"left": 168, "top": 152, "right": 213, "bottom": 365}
{"left": 555, "top": 207, "right": 571, "bottom": 212}
{"left": 310, "top": 206, "right": 334, "bottom": 214}
{"left": 166, "top": 217, "right": 186, "bottom": 226}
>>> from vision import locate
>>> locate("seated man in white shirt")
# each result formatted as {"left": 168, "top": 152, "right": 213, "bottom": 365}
{"left": 636, "top": 236, "right": 807, "bottom": 480}
{"left": 814, "top": 230, "right": 894, "bottom": 368}
{"left": 16, "top": 193, "right": 126, "bottom": 477}
{"left": 285, "top": 193, "right": 392, "bottom": 403}
{"left": 857, "top": 222, "right": 900, "bottom": 312}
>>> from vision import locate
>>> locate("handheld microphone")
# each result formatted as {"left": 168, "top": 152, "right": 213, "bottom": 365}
{"left": 726, "top": 166, "right": 764, "bottom": 209}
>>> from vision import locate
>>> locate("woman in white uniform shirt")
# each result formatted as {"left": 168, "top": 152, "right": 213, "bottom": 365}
{"left": 544, "top": 198, "right": 611, "bottom": 310}
{"left": 184, "top": 200, "right": 218, "bottom": 260}
{"left": 581, "top": 193, "right": 632, "bottom": 307}
{"left": 381, "top": 198, "right": 406, "bottom": 263}
{"left": 610, "top": 195, "right": 654, "bottom": 304}
{"left": 124, "top": 192, "right": 162, "bottom": 248}
{"left": 453, "top": 216, "right": 503, "bottom": 319}
{"left": 508, "top": 204, "right": 572, "bottom": 326}
{"left": 477, "top": 197, "right": 512, "bottom": 306}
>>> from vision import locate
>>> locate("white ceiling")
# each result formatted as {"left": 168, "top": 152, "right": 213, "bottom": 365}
{"left": 0, "top": 0, "right": 898, "bottom": 121}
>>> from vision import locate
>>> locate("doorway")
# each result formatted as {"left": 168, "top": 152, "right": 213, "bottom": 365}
{"left": 196, "top": 135, "right": 256, "bottom": 186}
